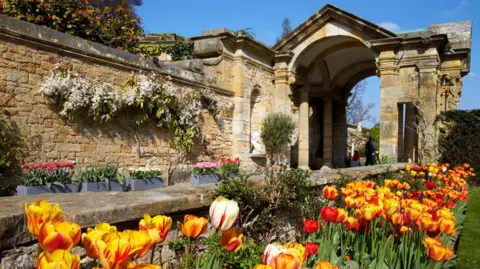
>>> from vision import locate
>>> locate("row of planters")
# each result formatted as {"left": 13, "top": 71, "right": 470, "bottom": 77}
{"left": 191, "top": 157, "right": 241, "bottom": 184}
{"left": 17, "top": 162, "right": 164, "bottom": 196}
{"left": 16, "top": 157, "right": 241, "bottom": 196}
{"left": 23, "top": 162, "right": 474, "bottom": 268}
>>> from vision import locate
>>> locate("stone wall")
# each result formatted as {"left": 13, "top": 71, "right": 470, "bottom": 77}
{"left": 0, "top": 164, "right": 404, "bottom": 269}
{"left": 0, "top": 15, "right": 233, "bottom": 185}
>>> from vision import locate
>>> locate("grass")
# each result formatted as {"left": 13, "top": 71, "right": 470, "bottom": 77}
{"left": 456, "top": 187, "right": 480, "bottom": 269}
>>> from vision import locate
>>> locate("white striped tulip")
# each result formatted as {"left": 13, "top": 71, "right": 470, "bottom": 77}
{"left": 209, "top": 196, "right": 239, "bottom": 231}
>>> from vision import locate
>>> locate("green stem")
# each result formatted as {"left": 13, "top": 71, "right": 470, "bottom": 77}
{"left": 184, "top": 238, "right": 191, "bottom": 269}
{"left": 150, "top": 244, "right": 156, "bottom": 264}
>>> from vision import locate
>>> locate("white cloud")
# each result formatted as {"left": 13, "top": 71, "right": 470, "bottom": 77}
{"left": 442, "top": 0, "right": 470, "bottom": 17}
{"left": 465, "top": 71, "right": 476, "bottom": 78}
{"left": 378, "top": 22, "right": 401, "bottom": 32}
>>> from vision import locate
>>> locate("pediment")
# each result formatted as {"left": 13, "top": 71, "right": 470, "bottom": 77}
{"left": 273, "top": 4, "right": 396, "bottom": 52}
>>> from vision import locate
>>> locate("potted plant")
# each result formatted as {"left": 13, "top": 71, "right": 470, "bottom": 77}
{"left": 126, "top": 168, "right": 164, "bottom": 191}
{"left": 16, "top": 161, "right": 76, "bottom": 196}
{"left": 190, "top": 161, "right": 220, "bottom": 185}
{"left": 78, "top": 164, "right": 124, "bottom": 192}
{"left": 219, "top": 157, "right": 241, "bottom": 179}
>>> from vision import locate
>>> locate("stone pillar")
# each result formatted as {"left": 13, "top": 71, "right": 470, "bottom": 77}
{"left": 274, "top": 51, "right": 294, "bottom": 114}
{"left": 298, "top": 88, "right": 309, "bottom": 169}
{"left": 378, "top": 50, "right": 399, "bottom": 161}
{"left": 332, "top": 100, "right": 347, "bottom": 167}
{"left": 231, "top": 45, "right": 249, "bottom": 161}
{"left": 323, "top": 97, "right": 333, "bottom": 167}
{"left": 397, "top": 104, "right": 404, "bottom": 162}
{"left": 417, "top": 66, "right": 440, "bottom": 162}
{"left": 403, "top": 103, "right": 416, "bottom": 162}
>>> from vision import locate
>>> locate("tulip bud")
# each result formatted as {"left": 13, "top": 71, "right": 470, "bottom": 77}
{"left": 177, "top": 214, "right": 208, "bottom": 238}
{"left": 305, "top": 242, "right": 319, "bottom": 255}
{"left": 220, "top": 228, "right": 243, "bottom": 252}
{"left": 263, "top": 243, "right": 287, "bottom": 265}
{"left": 209, "top": 196, "right": 239, "bottom": 231}
{"left": 25, "top": 200, "right": 64, "bottom": 237}
{"left": 39, "top": 221, "right": 81, "bottom": 252}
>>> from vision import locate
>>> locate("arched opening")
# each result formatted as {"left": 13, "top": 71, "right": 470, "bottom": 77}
{"left": 289, "top": 35, "right": 378, "bottom": 169}
{"left": 250, "top": 86, "right": 264, "bottom": 154}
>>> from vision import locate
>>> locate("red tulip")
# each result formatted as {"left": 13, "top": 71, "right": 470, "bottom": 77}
{"left": 302, "top": 220, "right": 319, "bottom": 234}
{"left": 424, "top": 181, "right": 436, "bottom": 190}
{"left": 305, "top": 242, "right": 319, "bottom": 255}
{"left": 321, "top": 207, "right": 339, "bottom": 223}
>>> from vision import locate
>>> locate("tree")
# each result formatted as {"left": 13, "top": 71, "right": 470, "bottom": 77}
{"left": 347, "top": 80, "right": 376, "bottom": 125}
{"left": 276, "top": 17, "right": 293, "bottom": 42}
{"left": 89, "top": 0, "right": 143, "bottom": 8}
{"left": 261, "top": 113, "right": 296, "bottom": 165}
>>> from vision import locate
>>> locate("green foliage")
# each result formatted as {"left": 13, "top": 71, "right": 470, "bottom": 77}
{"left": 198, "top": 233, "right": 263, "bottom": 269}
{"left": 456, "top": 187, "right": 480, "bottom": 268}
{"left": 129, "top": 169, "right": 162, "bottom": 179}
{"left": 369, "top": 123, "right": 380, "bottom": 150}
{"left": 0, "top": 0, "right": 143, "bottom": 53}
{"left": 215, "top": 167, "right": 318, "bottom": 243}
{"left": 21, "top": 167, "right": 73, "bottom": 188}
{"left": 137, "top": 40, "right": 195, "bottom": 61}
{"left": 261, "top": 113, "right": 296, "bottom": 164}
{"left": 437, "top": 109, "right": 480, "bottom": 184}
{"left": 236, "top": 28, "right": 256, "bottom": 39}
{"left": 0, "top": 116, "right": 25, "bottom": 186}
{"left": 77, "top": 164, "right": 124, "bottom": 188}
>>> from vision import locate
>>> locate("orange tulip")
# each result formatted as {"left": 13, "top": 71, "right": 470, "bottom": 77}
{"left": 439, "top": 218, "right": 455, "bottom": 235}
{"left": 384, "top": 198, "right": 400, "bottom": 216}
{"left": 345, "top": 196, "right": 358, "bottom": 208}
{"left": 139, "top": 214, "right": 172, "bottom": 244}
{"left": 356, "top": 204, "right": 382, "bottom": 222}
{"left": 322, "top": 186, "right": 339, "bottom": 200}
{"left": 82, "top": 223, "right": 117, "bottom": 259}
{"left": 264, "top": 243, "right": 288, "bottom": 265}
{"left": 125, "top": 230, "right": 153, "bottom": 259}
{"left": 96, "top": 238, "right": 141, "bottom": 269}
{"left": 336, "top": 208, "right": 348, "bottom": 223}
{"left": 221, "top": 228, "right": 243, "bottom": 252}
{"left": 127, "top": 262, "right": 161, "bottom": 269}
{"left": 423, "top": 237, "right": 442, "bottom": 249}
{"left": 344, "top": 217, "right": 359, "bottom": 232}
{"left": 253, "top": 265, "right": 274, "bottom": 269}
{"left": 427, "top": 244, "right": 454, "bottom": 262}
{"left": 38, "top": 221, "right": 81, "bottom": 252}
{"left": 436, "top": 208, "right": 454, "bottom": 220}
{"left": 419, "top": 214, "right": 437, "bottom": 232}
{"left": 36, "top": 249, "right": 80, "bottom": 269}
{"left": 272, "top": 253, "right": 301, "bottom": 269}
{"left": 25, "top": 200, "right": 64, "bottom": 237}
{"left": 399, "top": 226, "right": 409, "bottom": 235}
{"left": 177, "top": 214, "right": 208, "bottom": 238}
{"left": 284, "top": 242, "right": 307, "bottom": 264}
{"left": 405, "top": 207, "right": 421, "bottom": 222}
{"left": 315, "top": 260, "right": 334, "bottom": 269}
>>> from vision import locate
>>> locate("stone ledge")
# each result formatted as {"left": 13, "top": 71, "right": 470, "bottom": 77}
{"left": 0, "top": 164, "right": 405, "bottom": 250}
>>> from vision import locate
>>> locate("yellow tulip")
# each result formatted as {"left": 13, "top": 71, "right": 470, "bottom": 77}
{"left": 272, "top": 253, "right": 301, "bottom": 269}
{"left": 253, "top": 265, "right": 274, "bottom": 269}
{"left": 124, "top": 230, "right": 153, "bottom": 259}
{"left": 38, "top": 221, "right": 81, "bottom": 252}
{"left": 36, "top": 250, "right": 80, "bottom": 269}
{"left": 82, "top": 223, "right": 117, "bottom": 259}
{"left": 25, "top": 200, "right": 64, "bottom": 237}
{"left": 384, "top": 199, "right": 400, "bottom": 216}
{"left": 209, "top": 196, "right": 240, "bottom": 231}
{"left": 96, "top": 238, "right": 141, "bottom": 269}
{"left": 139, "top": 214, "right": 172, "bottom": 244}
{"left": 177, "top": 214, "right": 208, "bottom": 238}
{"left": 127, "top": 262, "right": 161, "bottom": 269}
{"left": 427, "top": 244, "right": 454, "bottom": 262}
{"left": 220, "top": 228, "right": 243, "bottom": 252}
{"left": 336, "top": 208, "right": 348, "bottom": 223}
{"left": 284, "top": 242, "right": 307, "bottom": 265}
{"left": 439, "top": 218, "right": 456, "bottom": 235}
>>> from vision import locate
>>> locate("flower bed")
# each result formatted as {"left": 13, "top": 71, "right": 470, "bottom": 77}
{"left": 22, "top": 163, "right": 473, "bottom": 268}
{"left": 16, "top": 161, "right": 76, "bottom": 196}
{"left": 191, "top": 161, "right": 220, "bottom": 184}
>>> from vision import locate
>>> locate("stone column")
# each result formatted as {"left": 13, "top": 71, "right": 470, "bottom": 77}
{"left": 332, "top": 99, "right": 347, "bottom": 167}
{"left": 417, "top": 66, "right": 440, "bottom": 162}
{"left": 231, "top": 44, "right": 249, "bottom": 161}
{"left": 298, "top": 88, "right": 309, "bottom": 169}
{"left": 323, "top": 97, "right": 333, "bottom": 167}
{"left": 403, "top": 103, "right": 416, "bottom": 162}
{"left": 397, "top": 104, "right": 405, "bottom": 162}
{"left": 274, "top": 51, "right": 294, "bottom": 114}
{"left": 377, "top": 50, "right": 399, "bottom": 161}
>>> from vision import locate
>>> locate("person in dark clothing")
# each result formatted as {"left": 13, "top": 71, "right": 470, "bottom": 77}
{"left": 365, "top": 136, "right": 375, "bottom": 166}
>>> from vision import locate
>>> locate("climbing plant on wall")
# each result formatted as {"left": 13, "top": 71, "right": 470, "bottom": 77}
{"left": 39, "top": 67, "right": 233, "bottom": 152}
{"left": 137, "top": 41, "right": 194, "bottom": 61}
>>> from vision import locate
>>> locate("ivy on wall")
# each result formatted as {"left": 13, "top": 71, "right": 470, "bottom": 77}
{"left": 39, "top": 67, "right": 233, "bottom": 152}
{"left": 137, "top": 41, "right": 194, "bottom": 61}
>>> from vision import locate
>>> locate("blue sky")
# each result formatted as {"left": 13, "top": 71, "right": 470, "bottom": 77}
{"left": 137, "top": 0, "right": 479, "bottom": 127}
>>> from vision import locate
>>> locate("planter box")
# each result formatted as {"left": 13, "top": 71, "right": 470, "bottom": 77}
{"left": 228, "top": 172, "right": 237, "bottom": 179}
{"left": 190, "top": 174, "right": 220, "bottom": 185}
{"left": 79, "top": 182, "right": 124, "bottom": 192}
{"left": 16, "top": 184, "right": 77, "bottom": 196}
{"left": 126, "top": 178, "right": 164, "bottom": 191}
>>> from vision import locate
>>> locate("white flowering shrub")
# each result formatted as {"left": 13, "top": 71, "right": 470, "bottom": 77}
{"left": 39, "top": 68, "right": 233, "bottom": 152}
